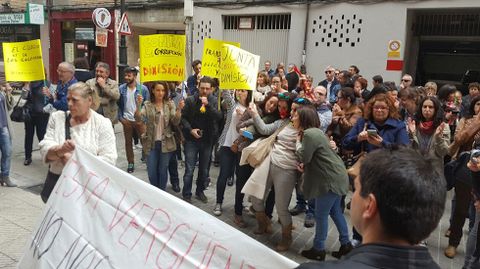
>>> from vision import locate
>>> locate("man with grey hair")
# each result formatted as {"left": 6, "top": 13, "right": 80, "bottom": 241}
{"left": 318, "top": 65, "right": 341, "bottom": 104}
{"left": 86, "top": 62, "right": 120, "bottom": 124}
{"left": 44, "top": 62, "right": 78, "bottom": 111}
{"left": 400, "top": 74, "right": 413, "bottom": 90}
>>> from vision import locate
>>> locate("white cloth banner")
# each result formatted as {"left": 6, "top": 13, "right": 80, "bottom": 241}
{"left": 18, "top": 148, "right": 298, "bottom": 269}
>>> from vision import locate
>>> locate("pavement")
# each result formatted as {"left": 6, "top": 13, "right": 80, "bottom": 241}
{"left": 0, "top": 110, "right": 470, "bottom": 269}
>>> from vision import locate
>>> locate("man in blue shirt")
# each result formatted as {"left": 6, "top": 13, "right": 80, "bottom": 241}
{"left": 186, "top": 60, "right": 201, "bottom": 96}
{"left": 118, "top": 67, "right": 149, "bottom": 173}
{"left": 44, "top": 62, "right": 77, "bottom": 111}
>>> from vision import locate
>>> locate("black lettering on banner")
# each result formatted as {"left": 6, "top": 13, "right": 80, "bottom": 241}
{"left": 56, "top": 235, "right": 111, "bottom": 269}
{"left": 30, "top": 208, "right": 63, "bottom": 259}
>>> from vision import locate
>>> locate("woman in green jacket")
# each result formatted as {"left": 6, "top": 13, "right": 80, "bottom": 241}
{"left": 136, "top": 81, "right": 183, "bottom": 190}
{"left": 293, "top": 105, "right": 351, "bottom": 261}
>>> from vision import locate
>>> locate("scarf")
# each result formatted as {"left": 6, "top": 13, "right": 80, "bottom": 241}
{"left": 419, "top": 121, "right": 435, "bottom": 135}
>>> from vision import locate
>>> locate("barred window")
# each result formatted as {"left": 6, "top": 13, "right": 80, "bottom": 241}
{"left": 223, "top": 14, "right": 291, "bottom": 30}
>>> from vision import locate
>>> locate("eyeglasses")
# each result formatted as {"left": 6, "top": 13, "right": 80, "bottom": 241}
{"left": 401, "top": 79, "right": 411, "bottom": 82}
{"left": 278, "top": 93, "right": 290, "bottom": 100}
{"left": 325, "top": 70, "right": 333, "bottom": 74}
{"left": 373, "top": 106, "right": 388, "bottom": 111}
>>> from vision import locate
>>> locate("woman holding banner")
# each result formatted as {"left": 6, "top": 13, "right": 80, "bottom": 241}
{"left": 137, "top": 81, "right": 183, "bottom": 191}
{"left": 39, "top": 82, "right": 117, "bottom": 202}
{"left": 213, "top": 89, "right": 252, "bottom": 216}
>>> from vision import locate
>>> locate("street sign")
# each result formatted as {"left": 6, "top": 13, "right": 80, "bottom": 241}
{"left": 92, "top": 8, "right": 111, "bottom": 29}
{"left": 26, "top": 3, "right": 44, "bottom": 25}
{"left": 118, "top": 12, "right": 132, "bottom": 35}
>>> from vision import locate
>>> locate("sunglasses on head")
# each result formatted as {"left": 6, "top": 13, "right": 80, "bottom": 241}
{"left": 294, "top": 97, "right": 307, "bottom": 104}
{"left": 278, "top": 93, "right": 290, "bottom": 100}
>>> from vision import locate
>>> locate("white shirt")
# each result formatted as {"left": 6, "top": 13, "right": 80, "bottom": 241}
{"left": 39, "top": 110, "right": 118, "bottom": 175}
{"left": 270, "top": 124, "right": 299, "bottom": 170}
{"left": 223, "top": 103, "right": 246, "bottom": 147}
{"left": 123, "top": 86, "right": 136, "bottom": 121}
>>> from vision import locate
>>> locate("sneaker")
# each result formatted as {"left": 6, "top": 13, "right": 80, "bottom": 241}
{"left": 1, "top": 176, "right": 17, "bottom": 187}
{"left": 419, "top": 241, "right": 428, "bottom": 247}
{"left": 204, "top": 178, "right": 211, "bottom": 190}
{"left": 227, "top": 176, "right": 234, "bottom": 186}
{"left": 289, "top": 204, "right": 306, "bottom": 216}
{"left": 135, "top": 144, "right": 143, "bottom": 150}
{"left": 332, "top": 243, "right": 353, "bottom": 259}
{"left": 24, "top": 158, "right": 32, "bottom": 166}
{"left": 304, "top": 214, "right": 315, "bottom": 228}
{"left": 351, "top": 239, "right": 362, "bottom": 247}
{"left": 213, "top": 203, "right": 222, "bottom": 216}
{"left": 182, "top": 196, "right": 192, "bottom": 203}
{"left": 444, "top": 229, "right": 451, "bottom": 238}
{"left": 178, "top": 160, "right": 185, "bottom": 169}
{"left": 172, "top": 183, "right": 180, "bottom": 193}
{"left": 195, "top": 192, "right": 208, "bottom": 203}
{"left": 127, "top": 163, "right": 134, "bottom": 173}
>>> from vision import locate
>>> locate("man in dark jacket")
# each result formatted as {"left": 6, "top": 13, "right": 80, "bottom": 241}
{"left": 181, "top": 76, "right": 222, "bottom": 203}
{"left": 298, "top": 147, "right": 444, "bottom": 269}
{"left": 318, "top": 66, "right": 341, "bottom": 104}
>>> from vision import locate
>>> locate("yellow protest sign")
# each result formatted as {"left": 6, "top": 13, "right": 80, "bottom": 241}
{"left": 220, "top": 44, "right": 260, "bottom": 90}
{"left": 3, "top": 39, "right": 45, "bottom": 82}
{"left": 202, "top": 38, "right": 240, "bottom": 78}
{"left": 139, "top": 34, "right": 186, "bottom": 82}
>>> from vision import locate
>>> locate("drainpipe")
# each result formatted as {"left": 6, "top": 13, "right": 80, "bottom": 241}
{"left": 300, "top": 1, "right": 310, "bottom": 74}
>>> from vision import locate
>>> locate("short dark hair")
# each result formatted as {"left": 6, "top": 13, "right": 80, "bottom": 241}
{"left": 469, "top": 82, "right": 480, "bottom": 91}
{"left": 350, "top": 65, "right": 360, "bottom": 74}
{"left": 467, "top": 95, "right": 480, "bottom": 119}
{"left": 398, "top": 86, "right": 418, "bottom": 100}
{"left": 199, "top": 76, "right": 213, "bottom": 87}
{"left": 338, "top": 87, "right": 356, "bottom": 104}
{"left": 359, "top": 147, "right": 446, "bottom": 244}
{"left": 192, "top": 59, "right": 202, "bottom": 68}
{"left": 437, "top": 84, "right": 457, "bottom": 103}
{"left": 73, "top": 57, "right": 89, "bottom": 70}
{"left": 383, "top": 81, "right": 397, "bottom": 91}
{"left": 372, "top": 75, "right": 383, "bottom": 84}
{"left": 297, "top": 105, "right": 320, "bottom": 130}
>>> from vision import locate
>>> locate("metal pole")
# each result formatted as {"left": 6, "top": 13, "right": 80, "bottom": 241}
{"left": 118, "top": 0, "right": 127, "bottom": 83}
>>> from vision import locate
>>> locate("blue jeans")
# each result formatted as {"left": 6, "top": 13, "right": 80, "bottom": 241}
{"left": 314, "top": 191, "right": 350, "bottom": 250}
{"left": 168, "top": 152, "right": 179, "bottom": 186}
{"left": 182, "top": 140, "right": 213, "bottom": 198}
{"left": 0, "top": 127, "right": 11, "bottom": 177}
{"left": 147, "top": 141, "right": 172, "bottom": 190}
{"left": 216, "top": 146, "right": 237, "bottom": 204}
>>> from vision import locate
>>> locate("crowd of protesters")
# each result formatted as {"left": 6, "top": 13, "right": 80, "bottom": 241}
{"left": 3, "top": 56, "right": 480, "bottom": 268}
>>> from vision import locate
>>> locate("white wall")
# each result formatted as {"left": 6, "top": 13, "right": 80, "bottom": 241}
{"left": 193, "top": 5, "right": 307, "bottom": 66}
{"left": 306, "top": 0, "right": 480, "bottom": 85}
{"left": 194, "top": 0, "right": 480, "bottom": 86}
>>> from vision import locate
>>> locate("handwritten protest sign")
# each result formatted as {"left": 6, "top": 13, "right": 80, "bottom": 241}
{"left": 18, "top": 148, "right": 298, "bottom": 269}
{"left": 202, "top": 38, "right": 240, "bottom": 78}
{"left": 139, "top": 34, "right": 186, "bottom": 82}
{"left": 220, "top": 44, "right": 260, "bottom": 91}
{"left": 2, "top": 39, "right": 45, "bottom": 82}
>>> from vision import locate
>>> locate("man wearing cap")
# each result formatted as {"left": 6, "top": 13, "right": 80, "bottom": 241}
{"left": 118, "top": 67, "right": 149, "bottom": 173}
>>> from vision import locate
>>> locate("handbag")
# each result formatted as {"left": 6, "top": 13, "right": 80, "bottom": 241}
{"left": 10, "top": 94, "right": 31, "bottom": 122}
{"left": 346, "top": 123, "right": 368, "bottom": 178}
{"left": 40, "top": 112, "right": 71, "bottom": 203}
{"left": 246, "top": 122, "right": 288, "bottom": 168}
{"left": 444, "top": 151, "right": 471, "bottom": 191}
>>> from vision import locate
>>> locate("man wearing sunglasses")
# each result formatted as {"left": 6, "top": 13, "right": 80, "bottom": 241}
{"left": 318, "top": 66, "right": 341, "bottom": 104}
{"left": 400, "top": 74, "right": 413, "bottom": 90}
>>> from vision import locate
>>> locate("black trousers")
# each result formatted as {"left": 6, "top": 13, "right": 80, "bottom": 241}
{"left": 24, "top": 113, "right": 49, "bottom": 159}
